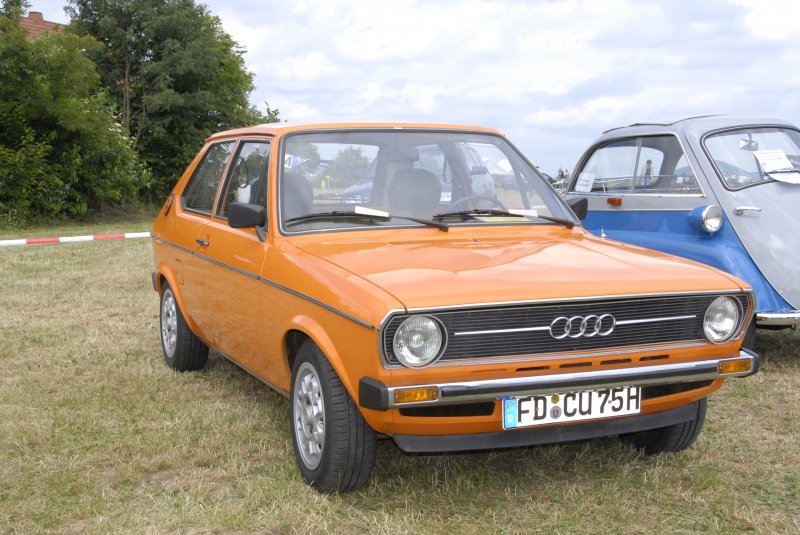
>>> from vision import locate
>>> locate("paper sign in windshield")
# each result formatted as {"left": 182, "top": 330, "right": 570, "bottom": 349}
{"left": 754, "top": 150, "right": 800, "bottom": 184}
{"left": 574, "top": 172, "right": 595, "bottom": 192}
{"left": 508, "top": 209, "right": 539, "bottom": 218}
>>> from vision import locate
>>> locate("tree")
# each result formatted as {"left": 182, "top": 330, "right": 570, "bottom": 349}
{"left": 326, "top": 147, "right": 370, "bottom": 187}
{"left": 0, "top": 6, "right": 147, "bottom": 224}
{"left": 1, "top": 0, "right": 28, "bottom": 16}
{"left": 67, "top": 0, "right": 276, "bottom": 196}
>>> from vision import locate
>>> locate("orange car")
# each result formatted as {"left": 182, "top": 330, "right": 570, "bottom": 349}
{"left": 151, "top": 122, "right": 759, "bottom": 493}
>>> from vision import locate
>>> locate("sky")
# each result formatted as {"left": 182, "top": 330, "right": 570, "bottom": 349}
{"left": 29, "top": 0, "right": 800, "bottom": 176}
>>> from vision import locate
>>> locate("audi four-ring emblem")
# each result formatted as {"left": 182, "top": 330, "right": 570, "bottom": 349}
{"left": 549, "top": 314, "right": 616, "bottom": 339}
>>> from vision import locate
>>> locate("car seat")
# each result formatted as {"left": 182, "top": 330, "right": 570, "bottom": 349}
{"left": 282, "top": 172, "right": 314, "bottom": 220}
{"left": 385, "top": 168, "right": 442, "bottom": 215}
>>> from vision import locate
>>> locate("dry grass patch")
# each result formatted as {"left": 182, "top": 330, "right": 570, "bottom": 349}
{"left": 1, "top": 227, "right": 799, "bottom": 534}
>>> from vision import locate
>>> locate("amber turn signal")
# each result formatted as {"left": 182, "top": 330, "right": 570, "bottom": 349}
{"left": 607, "top": 197, "right": 623, "bottom": 206}
{"left": 394, "top": 387, "right": 439, "bottom": 404}
{"left": 718, "top": 358, "right": 751, "bottom": 375}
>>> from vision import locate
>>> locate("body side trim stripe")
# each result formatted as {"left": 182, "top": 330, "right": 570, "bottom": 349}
{"left": 152, "top": 235, "right": 375, "bottom": 330}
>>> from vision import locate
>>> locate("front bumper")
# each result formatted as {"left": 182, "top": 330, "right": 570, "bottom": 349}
{"left": 359, "top": 349, "right": 759, "bottom": 411}
{"left": 393, "top": 400, "right": 703, "bottom": 453}
{"left": 756, "top": 311, "right": 800, "bottom": 327}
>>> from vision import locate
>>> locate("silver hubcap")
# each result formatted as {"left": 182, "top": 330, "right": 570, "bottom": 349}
{"left": 294, "top": 362, "right": 325, "bottom": 469}
{"left": 161, "top": 289, "right": 178, "bottom": 358}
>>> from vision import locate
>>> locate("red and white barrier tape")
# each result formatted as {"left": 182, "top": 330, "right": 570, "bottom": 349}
{"left": 0, "top": 231, "right": 150, "bottom": 247}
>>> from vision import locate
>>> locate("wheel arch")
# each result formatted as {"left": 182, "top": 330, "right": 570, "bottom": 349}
{"left": 283, "top": 316, "right": 357, "bottom": 399}
{"left": 156, "top": 265, "right": 200, "bottom": 334}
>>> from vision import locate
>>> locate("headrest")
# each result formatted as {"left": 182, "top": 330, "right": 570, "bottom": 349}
{"left": 387, "top": 168, "right": 441, "bottom": 213}
{"left": 282, "top": 172, "right": 313, "bottom": 220}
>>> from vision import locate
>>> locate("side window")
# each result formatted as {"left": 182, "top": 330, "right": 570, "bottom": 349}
{"left": 217, "top": 141, "right": 271, "bottom": 218}
{"left": 572, "top": 135, "right": 701, "bottom": 195}
{"left": 182, "top": 141, "right": 236, "bottom": 213}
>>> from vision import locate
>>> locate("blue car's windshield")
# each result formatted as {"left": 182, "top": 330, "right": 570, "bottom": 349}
{"left": 705, "top": 127, "right": 800, "bottom": 190}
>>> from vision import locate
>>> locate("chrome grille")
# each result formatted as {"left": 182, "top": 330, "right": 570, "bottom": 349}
{"left": 383, "top": 293, "right": 750, "bottom": 365}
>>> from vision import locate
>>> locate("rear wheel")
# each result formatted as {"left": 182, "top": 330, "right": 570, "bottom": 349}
{"left": 290, "top": 341, "right": 376, "bottom": 493}
{"left": 620, "top": 398, "right": 707, "bottom": 454}
{"left": 159, "top": 283, "right": 208, "bottom": 371}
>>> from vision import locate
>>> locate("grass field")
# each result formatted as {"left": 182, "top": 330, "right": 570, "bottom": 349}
{"left": 1, "top": 219, "right": 799, "bottom": 534}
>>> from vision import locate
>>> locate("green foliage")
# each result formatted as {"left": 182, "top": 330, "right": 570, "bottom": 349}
{"left": 1, "top": 0, "right": 29, "bottom": 16}
{"left": 326, "top": 146, "right": 370, "bottom": 187}
{"left": 0, "top": 12, "right": 148, "bottom": 225}
{"left": 67, "top": 0, "right": 276, "bottom": 197}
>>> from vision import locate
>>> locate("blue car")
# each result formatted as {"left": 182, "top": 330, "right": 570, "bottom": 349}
{"left": 566, "top": 115, "right": 800, "bottom": 342}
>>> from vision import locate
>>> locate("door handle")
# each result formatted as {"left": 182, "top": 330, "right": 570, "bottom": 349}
{"left": 196, "top": 238, "right": 209, "bottom": 247}
{"left": 734, "top": 206, "right": 762, "bottom": 216}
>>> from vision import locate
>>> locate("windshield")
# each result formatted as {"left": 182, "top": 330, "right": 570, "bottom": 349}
{"left": 704, "top": 127, "right": 800, "bottom": 190}
{"left": 279, "top": 130, "right": 572, "bottom": 233}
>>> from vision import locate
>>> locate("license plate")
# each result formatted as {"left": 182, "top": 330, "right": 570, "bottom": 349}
{"left": 501, "top": 386, "right": 641, "bottom": 430}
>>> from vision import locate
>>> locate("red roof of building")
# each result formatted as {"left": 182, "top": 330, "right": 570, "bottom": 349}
{"left": 19, "top": 11, "right": 64, "bottom": 39}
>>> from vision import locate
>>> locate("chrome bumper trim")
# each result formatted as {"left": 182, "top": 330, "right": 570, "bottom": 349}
{"left": 755, "top": 311, "right": 800, "bottom": 326}
{"left": 359, "top": 350, "right": 758, "bottom": 410}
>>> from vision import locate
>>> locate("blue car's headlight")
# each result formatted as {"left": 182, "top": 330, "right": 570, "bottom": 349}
{"left": 688, "top": 205, "right": 723, "bottom": 234}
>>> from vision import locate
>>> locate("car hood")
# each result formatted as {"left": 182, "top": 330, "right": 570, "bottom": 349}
{"left": 288, "top": 228, "right": 744, "bottom": 310}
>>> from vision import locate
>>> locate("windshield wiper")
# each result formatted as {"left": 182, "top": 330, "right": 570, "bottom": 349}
{"left": 285, "top": 209, "right": 449, "bottom": 232}
{"left": 433, "top": 209, "right": 510, "bottom": 220}
{"left": 433, "top": 209, "right": 574, "bottom": 229}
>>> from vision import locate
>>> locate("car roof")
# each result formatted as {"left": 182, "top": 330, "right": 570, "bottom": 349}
{"left": 207, "top": 121, "right": 503, "bottom": 142}
{"left": 600, "top": 114, "right": 797, "bottom": 137}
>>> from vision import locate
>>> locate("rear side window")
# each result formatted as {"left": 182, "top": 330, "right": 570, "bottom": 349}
{"left": 217, "top": 141, "right": 271, "bottom": 218}
{"left": 572, "top": 135, "right": 701, "bottom": 195}
{"left": 182, "top": 141, "right": 236, "bottom": 213}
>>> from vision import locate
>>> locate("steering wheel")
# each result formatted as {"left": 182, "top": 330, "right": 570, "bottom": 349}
{"left": 447, "top": 195, "right": 507, "bottom": 211}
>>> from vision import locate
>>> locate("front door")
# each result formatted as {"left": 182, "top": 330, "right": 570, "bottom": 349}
{"left": 700, "top": 126, "right": 800, "bottom": 309}
{"left": 171, "top": 140, "right": 237, "bottom": 342}
{"left": 192, "top": 139, "right": 272, "bottom": 367}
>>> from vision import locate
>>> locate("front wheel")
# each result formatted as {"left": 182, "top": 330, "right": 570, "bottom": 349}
{"left": 620, "top": 398, "right": 707, "bottom": 454}
{"left": 290, "top": 341, "right": 376, "bottom": 493}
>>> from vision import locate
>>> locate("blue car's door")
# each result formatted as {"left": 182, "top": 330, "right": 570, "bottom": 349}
{"left": 566, "top": 134, "right": 715, "bottom": 257}
{"left": 698, "top": 126, "right": 800, "bottom": 310}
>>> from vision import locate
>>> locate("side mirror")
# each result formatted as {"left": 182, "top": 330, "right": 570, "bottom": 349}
{"left": 228, "top": 202, "right": 266, "bottom": 229}
{"left": 567, "top": 197, "right": 588, "bottom": 221}
{"left": 738, "top": 139, "right": 758, "bottom": 151}
{"left": 470, "top": 165, "right": 490, "bottom": 175}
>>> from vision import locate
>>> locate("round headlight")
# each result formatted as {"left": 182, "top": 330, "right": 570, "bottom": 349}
{"left": 701, "top": 205, "right": 723, "bottom": 234}
{"left": 392, "top": 316, "right": 444, "bottom": 367}
{"left": 703, "top": 296, "right": 740, "bottom": 343}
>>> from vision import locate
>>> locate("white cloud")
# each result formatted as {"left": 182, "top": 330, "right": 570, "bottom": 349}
{"left": 277, "top": 51, "right": 339, "bottom": 81}
{"left": 27, "top": 0, "right": 800, "bottom": 174}
{"left": 733, "top": 0, "right": 800, "bottom": 41}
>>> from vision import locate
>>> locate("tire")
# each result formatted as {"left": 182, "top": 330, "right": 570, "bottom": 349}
{"left": 290, "top": 341, "right": 377, "bottom": 493}
{"left": 159, "top": 283, "right": 208, "bottom": 372}
{"left": 620, "top": 398, "right": 707, "bottom": 454}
